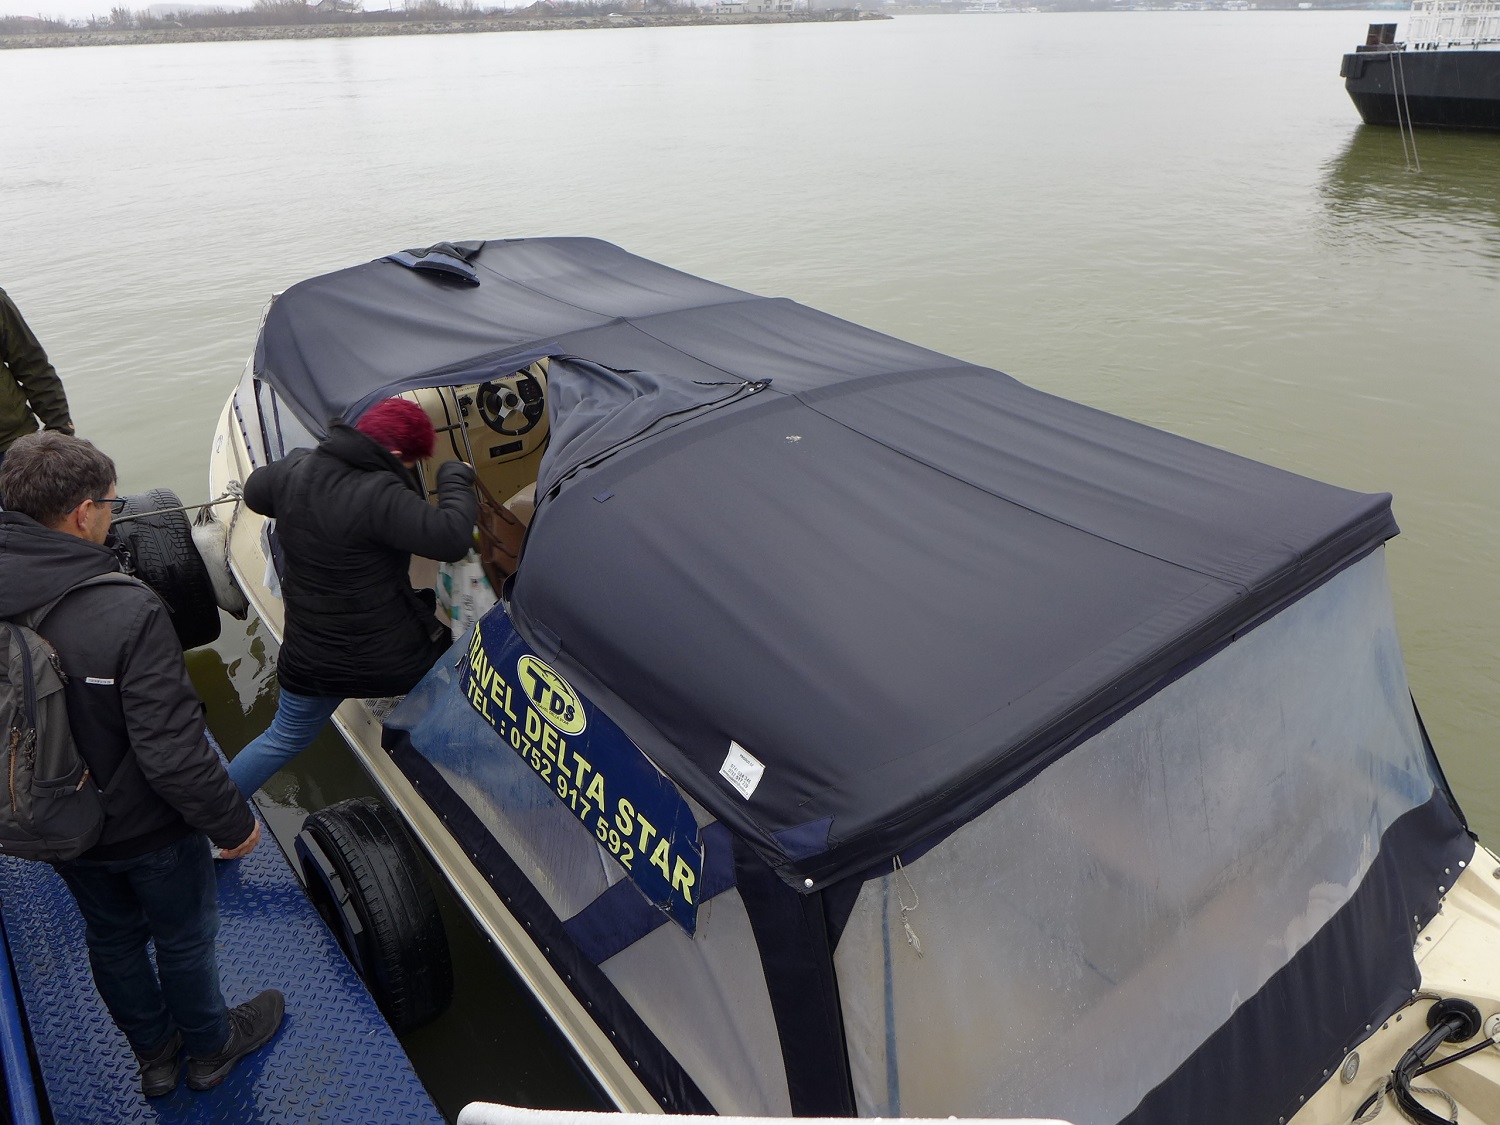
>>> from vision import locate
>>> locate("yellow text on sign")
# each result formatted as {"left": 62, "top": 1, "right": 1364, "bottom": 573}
{"left": 466, "top": 629, "right": 697, "bottom": 904}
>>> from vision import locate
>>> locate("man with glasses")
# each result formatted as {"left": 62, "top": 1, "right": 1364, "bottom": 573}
{"left": 0, "top": 431, "right": 284, "bottom": 1097}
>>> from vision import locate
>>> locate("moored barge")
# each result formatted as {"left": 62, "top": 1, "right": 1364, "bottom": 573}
{"left": 1342, "top": 0, "right": 1500, "bottom": 130}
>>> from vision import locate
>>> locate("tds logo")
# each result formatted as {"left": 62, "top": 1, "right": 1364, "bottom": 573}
{"left": 517, "top": 655, "right": 588, "bottom": 736}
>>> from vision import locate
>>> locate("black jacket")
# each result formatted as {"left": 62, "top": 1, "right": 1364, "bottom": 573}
{"left": 0, "top": 513, "right": 254, "bottom": 860}
{"left": 243, "top": 424, "right": 477, "bottom": 698}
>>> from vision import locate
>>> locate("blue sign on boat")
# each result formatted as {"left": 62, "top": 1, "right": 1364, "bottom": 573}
{"left": 461, "top": 611, "right": 703, "bottom": 934}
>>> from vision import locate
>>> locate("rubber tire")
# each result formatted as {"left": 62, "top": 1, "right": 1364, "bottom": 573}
{"left": 114, "top": 488, "right": 221, "bottom": 649}
{"left": 297, "top": 797, "right": 453, "bottom": 1034}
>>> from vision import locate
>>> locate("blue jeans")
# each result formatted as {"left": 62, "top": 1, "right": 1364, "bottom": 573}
{"left": 55, "top": 832, "right": 229, "bottom": 1057}
{"left": 228, "top": 688, "right": 343, "bottom": 797}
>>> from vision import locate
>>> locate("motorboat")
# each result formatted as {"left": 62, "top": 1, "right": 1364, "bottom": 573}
{"left": 204, "top": 236, "right": 1500, "bottom": 1125}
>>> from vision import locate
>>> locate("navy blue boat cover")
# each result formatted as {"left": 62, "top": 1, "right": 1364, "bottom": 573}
{"left": 256, "top": 237, "right": 1400, "bottom": 888}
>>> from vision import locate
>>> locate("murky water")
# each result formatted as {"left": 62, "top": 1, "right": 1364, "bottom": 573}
{"left": 4, "top": 10, "right": 1499, "bottom": 1117}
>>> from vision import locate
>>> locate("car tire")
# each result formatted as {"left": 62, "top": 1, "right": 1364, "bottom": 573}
{"left": 114, "top": 488, "right": 222, "bottom": 649}
{"left": 296, "top": 797, "right": 453, "bottom": 1034}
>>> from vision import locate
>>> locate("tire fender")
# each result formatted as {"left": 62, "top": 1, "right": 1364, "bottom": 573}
{"left": 296, "top": 797, "right": 453, "bottom": 1034}
{"left": 113, "top": 488, "right": 222, "bottom": 649}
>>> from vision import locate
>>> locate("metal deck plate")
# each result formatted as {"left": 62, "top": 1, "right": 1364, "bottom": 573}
{"left": 0, "top": 829, "right": 445, "bottom": 1124}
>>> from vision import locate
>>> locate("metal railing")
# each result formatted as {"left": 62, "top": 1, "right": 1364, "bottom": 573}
{"left": 1406, "top": 0, "right": 1500, "bottom": 48}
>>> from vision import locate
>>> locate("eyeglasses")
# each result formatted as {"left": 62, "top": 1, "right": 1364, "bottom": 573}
{"left": 67, "top": 497, "right": 127, "bottom": 515}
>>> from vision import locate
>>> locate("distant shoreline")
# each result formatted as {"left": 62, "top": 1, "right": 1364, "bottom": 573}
{"left": 0, "top": 7, "right": 883, "bottom": 49}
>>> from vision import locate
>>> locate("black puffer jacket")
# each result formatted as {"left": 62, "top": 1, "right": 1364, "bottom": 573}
{"left": 0, "top": 513, "right": 254, "bottom": 860}
{"left": 243, "top": 424, "right": 477, "bottom": 698}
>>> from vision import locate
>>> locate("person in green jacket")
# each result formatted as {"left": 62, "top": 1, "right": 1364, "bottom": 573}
{"left": 1, "top": 286, "right": 74, "bottom": 477}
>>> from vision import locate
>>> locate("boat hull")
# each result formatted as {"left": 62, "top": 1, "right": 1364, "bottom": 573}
{"left": 1341, "top": 48, "right": 1500, "bottom": 130}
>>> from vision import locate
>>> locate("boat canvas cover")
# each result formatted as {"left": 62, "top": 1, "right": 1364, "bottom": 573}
{"left": 255, "top": 237, "right": 1400, "bottom": 888}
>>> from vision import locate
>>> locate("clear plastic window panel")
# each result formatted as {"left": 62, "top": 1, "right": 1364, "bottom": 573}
{"left": 253, "top": 380, "right": 319, "bottom": 462}
{"left": 410, "top": 658, "right": 615, "bottom": 920}
{"left": 397, "top": 659, "right": 790, "bottom": 1112}
{"left": 600, "top": 887, "right": 792, "bottom": 1115}
{"left": 833, "top": 549, "right": 1436, "bottom": 1125}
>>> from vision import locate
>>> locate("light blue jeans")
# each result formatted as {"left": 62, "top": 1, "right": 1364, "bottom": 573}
{"left": 228, "top": 688, "right": 343, "bottom": 798}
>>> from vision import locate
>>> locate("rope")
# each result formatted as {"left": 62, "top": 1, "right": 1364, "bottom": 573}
{"left": 1355, "top": 1076, "right": 1463, "bottom": 1124}
{"left": 893, "top": 857, "right": 923, "bottom": 958}
{"left": 1354, "top": 1078, "right": 1390, "bottom": 1124}
{"left": 1392, "top": 52, "right": 1412, "bottom": 170}
{"left": 1393, "top": 51, "right": 1423, "bottom": 173}
{"left": 111, "top": 487, "right": 241, "bottom": 527}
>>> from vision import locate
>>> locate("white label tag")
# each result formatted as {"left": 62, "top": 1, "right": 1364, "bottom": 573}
{"left": 85, "top": 677, "right": 115, "bottom": 686}
{"left": 719, "top": 741, "right": 765, "bottom": 800}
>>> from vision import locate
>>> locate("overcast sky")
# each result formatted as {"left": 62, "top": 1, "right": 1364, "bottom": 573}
{"left": 9, "top": 0, "right": 249, "bottom": 19}
{"left": 9, "top": 0, "right": 472, "bottom": 19}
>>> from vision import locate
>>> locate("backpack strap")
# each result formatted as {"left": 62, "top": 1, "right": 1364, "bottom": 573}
{"left": 2, "top": 621, "right": 41, "bottom": 736}
{"left": 17, "top": 572, "right": 149, "bottom": 632}
{"left": 6, "top": 573, "right": 155, "bottom": 806}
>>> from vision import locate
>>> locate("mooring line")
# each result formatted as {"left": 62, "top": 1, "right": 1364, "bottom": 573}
{"left": 1394, "top": 50, "right": 1422, "bottom": 173}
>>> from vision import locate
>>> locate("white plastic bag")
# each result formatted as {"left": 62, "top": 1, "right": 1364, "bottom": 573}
{"left": 436, "top": 550, "right": 498, "bottom": 641}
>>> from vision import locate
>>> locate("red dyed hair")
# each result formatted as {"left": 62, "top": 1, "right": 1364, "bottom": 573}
{"left": 354, "top": 397, "right": 435, "bottom": 461}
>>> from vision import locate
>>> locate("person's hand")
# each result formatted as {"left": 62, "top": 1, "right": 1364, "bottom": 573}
{"left": 438, "top": 459, "right": 477, "bottom": 484}
{"left": 218, "top": 819, "right": 261, "bottom": 860}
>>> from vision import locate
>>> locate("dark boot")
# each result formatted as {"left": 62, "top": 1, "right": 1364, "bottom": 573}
{"left": 136, "top": 1029, "right": 183, "bottom": 1098}
{"left": 185, "top": 989, "right": 285, "bottom": 1091}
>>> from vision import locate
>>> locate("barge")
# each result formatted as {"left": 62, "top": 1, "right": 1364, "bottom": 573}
{"left": 1341, "top": 0, "right": 1500, "bottom": 131}
{"left": 206, "top": 237, "right": 1500, "bottom": 1125}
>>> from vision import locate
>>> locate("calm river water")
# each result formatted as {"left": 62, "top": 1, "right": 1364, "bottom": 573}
{"left": 4, "top": 10, "right": 1499, "bottom": 1118}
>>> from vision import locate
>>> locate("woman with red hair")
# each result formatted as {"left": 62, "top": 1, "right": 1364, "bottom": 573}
{"left": 228, "top": 397, "right": 476, "bottom": 799}
{"left": 353, "top": 396, "right": 437, "bottom": 461}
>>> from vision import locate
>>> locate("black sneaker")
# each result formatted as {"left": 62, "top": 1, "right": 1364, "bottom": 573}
{"left": 185, "top": 989, "right": 285, "bottom": 1091}
{"left": 136, "top": 1029, "right": 183, "bottom": 1098}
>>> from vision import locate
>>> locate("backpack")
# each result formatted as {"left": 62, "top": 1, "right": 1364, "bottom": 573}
{"left": 0, "top": 573, "right": 141, "bottom": 863}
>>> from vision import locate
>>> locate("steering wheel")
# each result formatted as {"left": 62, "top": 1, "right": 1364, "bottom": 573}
{"left": 476, "top": 375, "right": 544, "bottom": 437}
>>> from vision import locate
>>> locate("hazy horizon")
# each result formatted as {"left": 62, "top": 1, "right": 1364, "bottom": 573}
{"left": 3, "top": 0, "right": 517, "bottom": 21}
{"left": 5, "top": 0, "right": 234, "bottom": 18}
{"left": 0, "top": 0, "right": 1413, "bottom": 26}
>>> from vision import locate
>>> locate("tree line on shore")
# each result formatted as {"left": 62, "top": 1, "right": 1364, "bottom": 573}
{"left": 1, "top": 0, "right": 694, "bottom": 35}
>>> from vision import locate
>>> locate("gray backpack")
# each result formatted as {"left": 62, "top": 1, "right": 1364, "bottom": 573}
{"left": 0, "top": 573, "right": 140, "bottom": 863}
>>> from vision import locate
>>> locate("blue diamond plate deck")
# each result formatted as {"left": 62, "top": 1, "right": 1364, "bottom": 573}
{"left": 0, "top": 792, "right": 445, "bottom": 1125}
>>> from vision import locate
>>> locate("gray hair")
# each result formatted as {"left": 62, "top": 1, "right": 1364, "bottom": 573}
{"left": 0, "top": 431, "right": 117, "bottom": 527}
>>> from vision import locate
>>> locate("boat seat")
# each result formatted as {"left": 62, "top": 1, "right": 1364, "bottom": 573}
{"left": 475, "top": 478, "right": 528, "bottom": 588}
{"left": 504, "top": 482, "right": 536, "bottom": 527}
